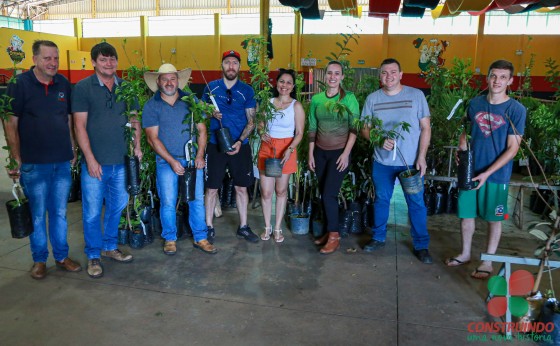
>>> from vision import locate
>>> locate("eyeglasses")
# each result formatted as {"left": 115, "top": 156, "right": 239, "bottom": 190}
{"left": 226, "top": 89, "right": 232, "bottom": 105}
{"left": 105, "top": 90, "right": 113, "bottom": 109}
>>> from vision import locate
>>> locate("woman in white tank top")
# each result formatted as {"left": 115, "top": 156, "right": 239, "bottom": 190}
{"left": 257, "top": 69, "right": 305, "bottom": 242}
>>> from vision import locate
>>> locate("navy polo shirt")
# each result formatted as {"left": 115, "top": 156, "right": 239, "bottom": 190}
{"left": 7, "top": 67, "right": 73, "bottom": 164}
{"left": 202, "top": 79, "right": 256, "bottom": 145}
{"left": 72, "top": 74, "right": 138, "bottom": 165}
{"left": 142, "top": 89, "right": 193, "bottom": 157}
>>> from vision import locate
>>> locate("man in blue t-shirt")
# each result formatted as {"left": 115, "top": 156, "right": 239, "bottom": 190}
{"left": 142, "top": 63, "right": 215, "bottom": 255}
{"left": 5, "top": 40, "right": 82, "bottom": 279}
{"left": 202, "top": 50, "right": 258, "bottom": 244}
{"left": 445, "top": 60, "right": 526, "bottom": 279}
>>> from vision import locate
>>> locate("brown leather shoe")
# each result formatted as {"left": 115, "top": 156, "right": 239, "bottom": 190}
{"left": 30, "top": 262, "right": 47, "bottom": 280}
{"left": 193, "top": 239, "right": 217, "bottom": 254}
{"left": 101, "top": 249, "right": 133, "bottom": 262}
{"left": 55, "top": 257, "right": 82, "bottom": 272}
{"left": 314, "top": 233, "right": 329, "bottom": 245}
{"left": 320, "top": 232, "right": 340, "bottom": 255}
{"left": 87, "top": 259, "right": 103, "bottom": 278}
{"left": 163, "top": 241, "right": 177, "bottom": 255}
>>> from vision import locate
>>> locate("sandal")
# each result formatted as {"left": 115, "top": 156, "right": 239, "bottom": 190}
{"left": 261, "top": 226, "right": 272, "bottom": 241}
{"left": 274, "top": 229, "right": 284, "bottom": 243}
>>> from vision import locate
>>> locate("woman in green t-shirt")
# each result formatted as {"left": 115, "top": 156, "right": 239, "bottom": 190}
{"left": 308, "top": 61, "right": 360, "bottom": 254}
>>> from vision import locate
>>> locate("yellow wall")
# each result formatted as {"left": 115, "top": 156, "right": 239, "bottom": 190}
{"left": 301, "top": 34, "right": 387, "bottom": 68}
{"left": 80, "top": 37, "right": 143, "bottom": 69}
{"left": 0, "top": 27, "right": 77, "bottom": 70}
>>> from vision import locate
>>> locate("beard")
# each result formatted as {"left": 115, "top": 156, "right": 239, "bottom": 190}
{"left": 223, "top": 69, "right": 238, "bottom": 81}
{"left": 159, "top": 86, "right": 178, "bottom": 97}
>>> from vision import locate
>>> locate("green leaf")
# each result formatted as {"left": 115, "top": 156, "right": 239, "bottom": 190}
{"left": 529, "top": 229, "right": 550, "bottom": 241}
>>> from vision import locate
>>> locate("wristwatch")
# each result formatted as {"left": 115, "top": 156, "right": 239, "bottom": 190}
{"left": 288, "top": 146, "right": 294, "bottom": 153}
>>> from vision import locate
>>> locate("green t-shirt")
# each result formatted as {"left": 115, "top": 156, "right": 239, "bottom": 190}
{"left": 308, "top": 91, "right": 360, "bottom": 150}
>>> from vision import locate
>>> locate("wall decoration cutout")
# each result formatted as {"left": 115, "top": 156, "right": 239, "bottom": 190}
{"left": 413, "top": 37, "right": 450, "bottom": 76}
{"left": 6, "top": 35, "right": 25, "bottom": 65}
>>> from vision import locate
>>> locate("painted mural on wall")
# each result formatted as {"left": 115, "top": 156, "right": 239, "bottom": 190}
{"left": 413, "top": 38, "right": 449, "bottom": 76}
{"left": 6, "top": 35, "right": 25, "bottom": 65}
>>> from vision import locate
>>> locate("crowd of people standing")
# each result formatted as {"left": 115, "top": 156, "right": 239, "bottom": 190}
{"left": 4, "top": 39, "right": 525, "bottom": 281}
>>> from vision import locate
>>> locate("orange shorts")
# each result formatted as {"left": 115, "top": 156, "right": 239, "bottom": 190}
{"left": 257, "top": 138, "right": 297, "bottom": 175}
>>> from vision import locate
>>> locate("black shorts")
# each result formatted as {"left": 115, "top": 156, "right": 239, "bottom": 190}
{"left": 205, "top": 143, "right": 254, "bottom": 189}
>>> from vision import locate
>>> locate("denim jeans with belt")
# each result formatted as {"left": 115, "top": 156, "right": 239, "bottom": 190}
{"left": 81, "top": 163, "right": 128, "bottom": 259}
{"left": 371, "top": 161, "right": 430, "bottom": 250}
{"left": 156, "top": 156, "right": 207, "bottom": 242}
{"left": 20, "top": 161, "right": 72, "bottom": 263}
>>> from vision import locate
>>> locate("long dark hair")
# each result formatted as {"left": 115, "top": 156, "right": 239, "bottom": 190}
{"left": 326, "top": 60, "right": 346, "bottom": 100}
{"left": 273, "top": 68, "right": 297, "bottom": 99}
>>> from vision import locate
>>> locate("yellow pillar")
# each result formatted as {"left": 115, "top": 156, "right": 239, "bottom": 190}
{"left": 474, "top": 14, "right": 485, "bottom": 75}
{"left": 259, "top": 0, "right": 270, "bottom": 64}
{"left": 91, "top": 0, "right": 96, "bottom": 18}
{"left": 155, "top": 0, "right": 160, "bottom": 17}
{"left": 140, "top": 16, "right": 148, "bottom": 67}
{"left": 292, "top": 11, "right": 302, "bottom": 70}
{"left": 381, "top": 18, "right": 389, "bottom": 65}
{"left": 73, "top": 18, "right": 83, "bottom": 51}
{"left": 214, "top": 13, "right": 221, "bottom": 67}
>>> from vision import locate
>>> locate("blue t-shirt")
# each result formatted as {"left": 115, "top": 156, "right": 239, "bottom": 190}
{"left": 8, "top": 68, "right": 73, "bottom": 164}
{"left": 468, "top": 95, "right": 526, "bottom": 184}
{"left": 142, "top": 90, "right": 194, "bottom": 157}
{"left": 202, "top": 79, "right": 256, "bottom": 145}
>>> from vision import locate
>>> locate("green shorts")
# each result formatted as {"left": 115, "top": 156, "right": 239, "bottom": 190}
{"left": 457, "top": 182, "right": 509, "bottom": 222}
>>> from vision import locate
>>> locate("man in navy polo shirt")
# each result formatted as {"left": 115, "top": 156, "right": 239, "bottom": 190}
{"left": 202, "top": 50, "right": 258, "bottom": 244}
{"left": 73, "top": 42, "right": 142, "bottom": 278}
{"left": 142, "top": 63, "right": 216, "bottom": 255}
{"left": 5, "top": 40, "right": 82, "bottom": 279}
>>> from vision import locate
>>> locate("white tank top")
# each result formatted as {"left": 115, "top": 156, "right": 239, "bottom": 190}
{"left": 268, "top": 98, "right": 296, "bottom": 139}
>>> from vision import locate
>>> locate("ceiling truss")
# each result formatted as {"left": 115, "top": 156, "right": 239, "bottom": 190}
{"left": 1, "top": 0, "right": 80, "bottom": 19}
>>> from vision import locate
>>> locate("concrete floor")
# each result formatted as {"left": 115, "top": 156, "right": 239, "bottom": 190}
{"left": 2, "top": 179, "right": 558, "bottom": 346}
{"left": 1, "top": 136, "right": 558, "bottom": 346}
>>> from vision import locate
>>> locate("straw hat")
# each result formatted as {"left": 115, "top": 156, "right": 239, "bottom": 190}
{"left": 144, "top": 63, "right": 192, "bottom": 93}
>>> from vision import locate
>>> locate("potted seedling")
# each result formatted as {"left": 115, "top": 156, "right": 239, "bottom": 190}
{"left": 191, "top": 56, "right": 234, "bottom": 153}
{"left": 116, "top": 66, "right": 148, "bottom": 196}
{"left": 1, "top": 78, "right": 33, "bottom": 239}
{"left": 290, "top": 170, "right": 311, "bottom": 235}
{"left": 6, "top": 181, "right": 33, "bottom": 239}
{"left": 118, "top": 211, "right": 129, "bottom": 246}
{"left": 242, "top": 35, "right": 282, "bottom": 177}
{"left": 355, "top": 117, "right": 419, "bottom": 194}
{"left": 126, "top": 198, "right": 146, "bottom": 249}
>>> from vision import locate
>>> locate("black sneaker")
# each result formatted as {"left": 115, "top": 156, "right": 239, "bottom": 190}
{"left": 236, "top": 225, "right": 259, "bottom": 243}
{"left": 363, "top": 239, "right": 385, "bottom": 252}
{"left": 207, "top": 226, "right": 216, "bottom": 244}
{"left": 413, "top": 249, "right": 433, "bottom": 264}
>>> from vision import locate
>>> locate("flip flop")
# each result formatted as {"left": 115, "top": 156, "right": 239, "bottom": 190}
{"left": 471, "top": 268, "right": 493, "bottom": 280}
{"left": 445, "top": 257, "right": 470, "bottom": 267}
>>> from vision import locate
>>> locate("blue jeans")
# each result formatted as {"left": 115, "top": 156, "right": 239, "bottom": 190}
{"left": 20, "top": 162, "right": 72, "bottom": 263}
{"left": 371, "top": 161, "right": 430, "bottom": 250}
{"left": 156, "top": 157, "right": 207, "bottom": 242}
{"left": 81, "top": 163, "right": 128, "bottom": 259}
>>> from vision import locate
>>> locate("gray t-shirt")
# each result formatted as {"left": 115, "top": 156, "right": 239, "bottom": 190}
{"left": 142, "top": 90, "right": 192, "bottom": 157}
{"left": 361, "top": 86, "right": 430, "bottom": 167}
{"left": 72, "top": 74, "right": 138, "bottom": 165}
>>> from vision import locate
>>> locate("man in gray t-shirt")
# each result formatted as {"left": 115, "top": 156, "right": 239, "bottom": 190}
{"left": 360, "top": 58, "right": 432, "bottom": 264}
{"left": 73, "top": 42, "right": 142, "bottom": 278}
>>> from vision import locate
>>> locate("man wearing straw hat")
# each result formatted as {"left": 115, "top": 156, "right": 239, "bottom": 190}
{"left": 143, "top": 63, "right": 216, "bottom": 255}
{"left": 203, "top": 50, "right": 258, "bottom": 244}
